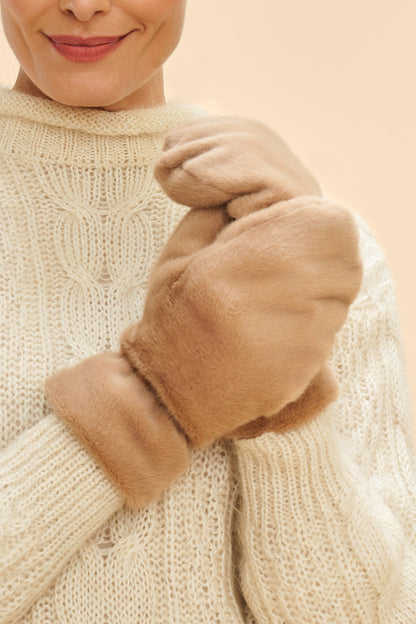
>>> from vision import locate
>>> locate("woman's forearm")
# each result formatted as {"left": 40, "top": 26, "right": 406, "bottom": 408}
{"left": 233, "top": 409, "right": 416, "bottom": 624}
{"left": 0, "top": 413, "right": 123, "bottom": 624}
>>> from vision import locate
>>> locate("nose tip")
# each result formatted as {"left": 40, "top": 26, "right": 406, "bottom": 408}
{"left": 59, "top": 0, "right": 111, "bottom": 22}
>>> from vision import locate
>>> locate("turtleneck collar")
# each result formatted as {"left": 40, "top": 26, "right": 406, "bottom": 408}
{"left": 0, "top": 84, "right": 208, "bottom": 167}
{"left": 0, "top": 85, "right": 207, "bottom": 137}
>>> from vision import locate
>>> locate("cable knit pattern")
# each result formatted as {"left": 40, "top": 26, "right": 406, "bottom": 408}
{"left": 0, "top": 85, "right": 415, "bottom": 623}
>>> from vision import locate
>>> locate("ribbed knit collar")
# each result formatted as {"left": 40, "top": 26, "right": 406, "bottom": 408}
{"left": 0, "top": 85, "right": 208, "bottom": 166}
{"left": 0, "top": 85, "right": 206, "bottom": 137}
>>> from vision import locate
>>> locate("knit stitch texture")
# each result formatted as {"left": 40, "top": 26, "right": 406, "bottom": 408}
{"left": 0, "top": 85, "right": 415, "bottom": 624}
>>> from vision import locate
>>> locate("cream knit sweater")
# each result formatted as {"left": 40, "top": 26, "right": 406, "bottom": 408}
{"left": 0, "top": 85, "right": 415, "bottom": 624}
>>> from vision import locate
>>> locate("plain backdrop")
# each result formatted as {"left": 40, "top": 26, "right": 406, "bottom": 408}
{"left": 1, "top": 0, "right": 415, "bottom": 441}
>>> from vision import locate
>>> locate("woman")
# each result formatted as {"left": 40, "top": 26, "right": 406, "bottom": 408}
{"left": 0, "top": 1, "right": 415, "bottom": 623}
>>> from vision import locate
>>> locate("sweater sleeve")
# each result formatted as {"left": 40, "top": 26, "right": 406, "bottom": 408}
{"left": 0, "top": 412, "right": 124, "bottom": 624}
{"left": 231, "top": 213, "right": 416, "bottom": 623}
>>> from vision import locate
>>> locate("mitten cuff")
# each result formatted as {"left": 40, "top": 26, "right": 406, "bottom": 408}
{"left": 223, "top": 364, "right": 339, "bottom": 440}
{"left": 44, "top": 353, "right": 191, "bottom": 510}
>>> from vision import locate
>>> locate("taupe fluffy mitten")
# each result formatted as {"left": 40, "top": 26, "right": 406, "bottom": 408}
{"left": 153, "top": 116, "right": 322, "bottom": 218}
{"left": 43, "top": 119, "right": 329, "bottom": 508}
{"left": 120, "top": 196, "right": 363, "bottom": 448}
{"left": 44, "top": 119, "right": 362, "bottom": 512}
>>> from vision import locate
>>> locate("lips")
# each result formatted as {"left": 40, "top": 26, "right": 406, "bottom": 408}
{"left": 47, "top": 32, "right": 131, "bottom": 62}
{"left": 48, "top": 33, "right": 128, "bottom": 46}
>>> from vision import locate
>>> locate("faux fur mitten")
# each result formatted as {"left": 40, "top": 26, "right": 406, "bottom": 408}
{"left": 120, "top": 196, "right": 363, "bottom": 449}
{"left": 44, "top": 352, "right": 190, "bottom": 510}
{"left": 44, "top": 119, "right": 361, "bottom": 511}
{"left": 153, "top": 116, "right": 322, "bottom": 218}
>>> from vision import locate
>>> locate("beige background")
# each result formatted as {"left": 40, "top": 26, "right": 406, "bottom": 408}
{"left": 1, "top": 1, "right": 415, "bottom": 441}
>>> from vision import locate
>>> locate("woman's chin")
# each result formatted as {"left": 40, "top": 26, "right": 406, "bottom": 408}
{"left": 13, "top": 65, "right": 165, "bottom": 110}
{"left": 14, "top": 76, "right": 165, "bottom": 111}
{"left": 32, "top": 78, "right": 121, "bottom": 109}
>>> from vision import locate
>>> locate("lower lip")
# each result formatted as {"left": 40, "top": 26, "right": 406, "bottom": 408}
{"left": 49, "top": 35, "right": 127, "bottom": 62}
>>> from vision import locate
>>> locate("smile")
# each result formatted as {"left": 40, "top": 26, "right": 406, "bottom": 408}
{"left": 47, "top": 32, "right": 131, "bottom": 63}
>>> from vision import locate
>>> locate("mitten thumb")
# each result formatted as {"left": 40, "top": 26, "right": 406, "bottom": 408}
{"left": 151, "top": 205, "right": 232, "bottom": 272}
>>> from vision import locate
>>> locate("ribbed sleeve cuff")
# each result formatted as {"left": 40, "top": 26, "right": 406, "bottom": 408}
{"left": 0, "top": 413, "right": 124, "bottom": 623}
{"left": 233, "top": 411, "right": 416, "bottom": 622}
